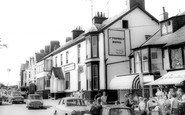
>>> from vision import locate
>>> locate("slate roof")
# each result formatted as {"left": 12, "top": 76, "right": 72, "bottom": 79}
{"left": 35, "top": 53, "right": 47, "bottom": 63}
{"left": 140, "top": 24, "right": 185, "bottom": 48}
{"left": 51, "top": 67, "right": 64, "bottom": 80}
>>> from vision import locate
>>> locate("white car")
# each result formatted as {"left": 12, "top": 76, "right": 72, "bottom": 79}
{"left": 54, "top": 97, "right": 89, "bottom": 115}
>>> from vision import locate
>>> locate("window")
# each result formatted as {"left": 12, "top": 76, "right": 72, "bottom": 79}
{"left": 92, "top": 64, "right": 99, "bottom": 90}
{"left": 86, "top": 36, "right": 91, "bottom": 59}
{"left": 77, "top": 44, "right": 81, "bottom": 63}
{"left": 161, "top": 20, "right": 173, "bottom": 35}
{"left": 66, "top": 51, "right": 69, "bottom": 64}
{"left": 142, "top": 49, "right": 149, "bottom": 73}
{"left": 55, "top": 56, "right": 57, "bottom": 67}
{"left": 135, "top": 51, "right": 141, "bottom": 73}
{"left": 86, "top": 64, "right": 91, "bottom": 90}
{"left": 171, "top": 48, "right": 183, "bottom": 69}
{"left": 65, "top": 72, "right": 70, "bottom": 89}
{"left": 151, "top": 48, "right": 162, "bottom": 72}
{"left": 92, "top": 36, "right": 98, "bottom": 58}
{"left": 60, "top": 54, "right": 63, "bottom": 65}
{"left": 86, "top": 35, "right": 99, "bottom": 59}
{"left": 122, "top": 20, "right": 128, "bottom": 28}
{"left": 78, "top": 73, "right": 81, "bottom": 90}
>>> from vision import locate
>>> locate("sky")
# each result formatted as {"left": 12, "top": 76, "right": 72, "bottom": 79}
{"left": 0, "top": 0, "right": 185, "bottom": 86}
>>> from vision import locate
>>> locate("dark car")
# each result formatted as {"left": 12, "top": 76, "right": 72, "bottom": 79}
{"left": 26, "top": 94, "right": 43, "bottom": 109}
{"left": 101, "top": 105, "right": 135, "bottom": 115}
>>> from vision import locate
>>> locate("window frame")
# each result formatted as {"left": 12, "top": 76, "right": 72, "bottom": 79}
{"left": 65, "top": 72, "right": 70, "bottom": 90}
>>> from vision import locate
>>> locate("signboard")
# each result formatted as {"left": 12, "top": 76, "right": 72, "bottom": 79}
{"left": 64, "top": 63, "right": 75, "bottom": 72}
{"left": 108, "top": 29, "right": 126, "bottom": 56}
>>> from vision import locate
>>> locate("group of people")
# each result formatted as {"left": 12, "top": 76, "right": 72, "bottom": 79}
{"left": 130, "top": 87, "right": 185, "bottom": 115}
{"left": 89, "top": 90, "right": 108, "bottom": 115}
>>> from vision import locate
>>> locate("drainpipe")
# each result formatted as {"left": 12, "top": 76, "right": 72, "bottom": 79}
{"left": 103, "top": 31, "right": 108, "bottom": 90}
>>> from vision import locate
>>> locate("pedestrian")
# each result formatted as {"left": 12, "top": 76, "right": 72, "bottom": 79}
{"left": 171, "top": 93, "right": 179, "bottom": 115}
{"left": 138, "top": 97, "right": 147, "bottom": 115}
{"left": 101, "top": 91, "right": 107, "bottom": 105}
{"left": 94, "top": 90, "right": 101, "bottom": 101}
{"left": 90, "top": 98, "right": 103, "bottom": 115}
{"left": 124, "top": 93, "right": 133, "bottom": 108}
{"left": 163, "top": 95, "right": 171, "bottom": 115}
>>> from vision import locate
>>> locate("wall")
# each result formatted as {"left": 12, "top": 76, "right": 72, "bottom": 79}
{"left": 52, "top": 40, "right": 86, "bottom": 92}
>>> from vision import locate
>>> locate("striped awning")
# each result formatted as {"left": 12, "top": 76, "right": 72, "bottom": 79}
{"left": 110, "top": 74, "right": 141, "bottom": 90}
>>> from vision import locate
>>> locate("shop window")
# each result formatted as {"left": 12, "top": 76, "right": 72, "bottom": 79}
{"left": 142, "top": 48, "right": 149, "bottom": 73}
{"left": 65, "top": 72, "right": 70, "bottom": 89}
{"left": 151, "top": 48, "right": 162, "bottom": 72}
{"left": 135, "top": 51, "right": 141, "bottom": 73}
{"left": 171, "top": 48, "right": 183, "bottom": 69}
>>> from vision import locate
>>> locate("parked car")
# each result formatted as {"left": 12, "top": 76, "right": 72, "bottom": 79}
{"left": 54, "top": 97, "right": 89, "bottom": 115}
{"left": 101, "top": 105, "right": 135, "bottom": 115}
{"left": 7, "top": 90, "right": 24, "bottom": 104}
{"left": 26, "top": 94, "right": 43, "bottom": 109}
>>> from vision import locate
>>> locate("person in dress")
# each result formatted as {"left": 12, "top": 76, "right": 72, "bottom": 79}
{"left": 101, "top": 91, "right": 107, "bottom": 105}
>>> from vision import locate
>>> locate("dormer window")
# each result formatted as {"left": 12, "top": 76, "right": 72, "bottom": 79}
{"left": 161, "top": 20, "right": 173, "bottom": 36}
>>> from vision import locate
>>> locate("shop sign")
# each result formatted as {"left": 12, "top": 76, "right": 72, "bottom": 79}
{"left": 108, "top": 29, "right": 126, "bottom": 56}
{"left": 64, "top": 63, "right": 75, "bottom": 72}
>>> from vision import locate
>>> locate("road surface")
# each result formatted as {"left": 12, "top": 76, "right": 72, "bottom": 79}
{"left": 0, "top": 99, "right": 58, "bottom": 115}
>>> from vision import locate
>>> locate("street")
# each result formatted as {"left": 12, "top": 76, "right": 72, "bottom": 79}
{"left": 0, "top": 99, "right": 58, "bottom": 115}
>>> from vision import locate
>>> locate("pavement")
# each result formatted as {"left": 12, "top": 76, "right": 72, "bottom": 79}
{"left": 43, "top": 99, "right": 59, "bottom": 107}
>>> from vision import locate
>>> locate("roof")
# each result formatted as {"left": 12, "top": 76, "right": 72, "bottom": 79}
{"left": 85, "top": 5, "right": 159, "bottom": 34}
{"left": 51, "top": 67, "right": 64, "bottom": 80}
{"left": 101, "top": 5, "right": 159, "bottom": 30}
{"left": 35, "top": 53, "right": 47, "bottom": 63}
{"left": 42, "top": 33, "right": 85, "bottom": 60}
{"left": 140, "top": 25, "right": 185, "bottom": 48}
{"left": 164, "top": 25, "right": 185, "bottom": 47}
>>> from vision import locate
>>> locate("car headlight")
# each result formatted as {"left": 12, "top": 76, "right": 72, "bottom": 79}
{"left": 71, "top": 110, "right": 76, "bottom": 115}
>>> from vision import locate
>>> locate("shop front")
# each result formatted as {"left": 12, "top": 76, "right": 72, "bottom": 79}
{"left": 145, "top": 69, "right": 185, "bottom": 95}
{"left": 110, "top": 74, "right": 142, "bottom": 103}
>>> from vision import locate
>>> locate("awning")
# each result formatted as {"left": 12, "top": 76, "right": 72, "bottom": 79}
{"left": 110, "top": 74, "right": 141, "bottom": 90}
{"left": 145, "top": 70, "right": 185, "bottom": 85}
{"left": 51, "top": 67, "right": 65, "bottom": 80}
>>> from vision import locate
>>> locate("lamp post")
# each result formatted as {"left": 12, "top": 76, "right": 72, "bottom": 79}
{"left": 7, "top": 68, "right": 11, "bottom": 87}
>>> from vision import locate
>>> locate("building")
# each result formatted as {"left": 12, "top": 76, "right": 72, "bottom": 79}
{"left": 35, "top": 41, "right": 60, "bottom": 99}
{"left": 133, "top": 10, "right": 185, "bottom": 96}
{"left": 43, "top": 0, "right": 160, "bottom": 101}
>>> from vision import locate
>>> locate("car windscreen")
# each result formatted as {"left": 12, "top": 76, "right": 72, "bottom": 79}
{"left": 66, "top": 99, "right": 86, "bottom": 106}
{"left": 110, "top": 108, "right": 132, "bottom": 115}
{"left": 13, "top": 92, "right": 21, "bottom": 96}
{"left": 29, "top": 95, "right": 42, "bottom": 100}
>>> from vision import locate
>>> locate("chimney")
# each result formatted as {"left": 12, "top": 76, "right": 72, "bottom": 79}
{"left": 128, "top": 0, "right": 145, "bottom": 10}
{"left": 44, "top": 45, "right": 50, "bottom": 54}
{"left": 160, "top": 7, "right": 168, "bottom": 21}
{"left": 66, "top": 37, "right": 72, "bottom": 42}
{"left": 92, "top": 12, "right": 107, "bottom": 24}
{"left": 50, "top": 41, "right": 60, "bottom": 52}
{"left": 40, "top": 49, "right": 45, "bottom": 53}
{"left": 72, "top": 26, "right": 85, "bottom": 39}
